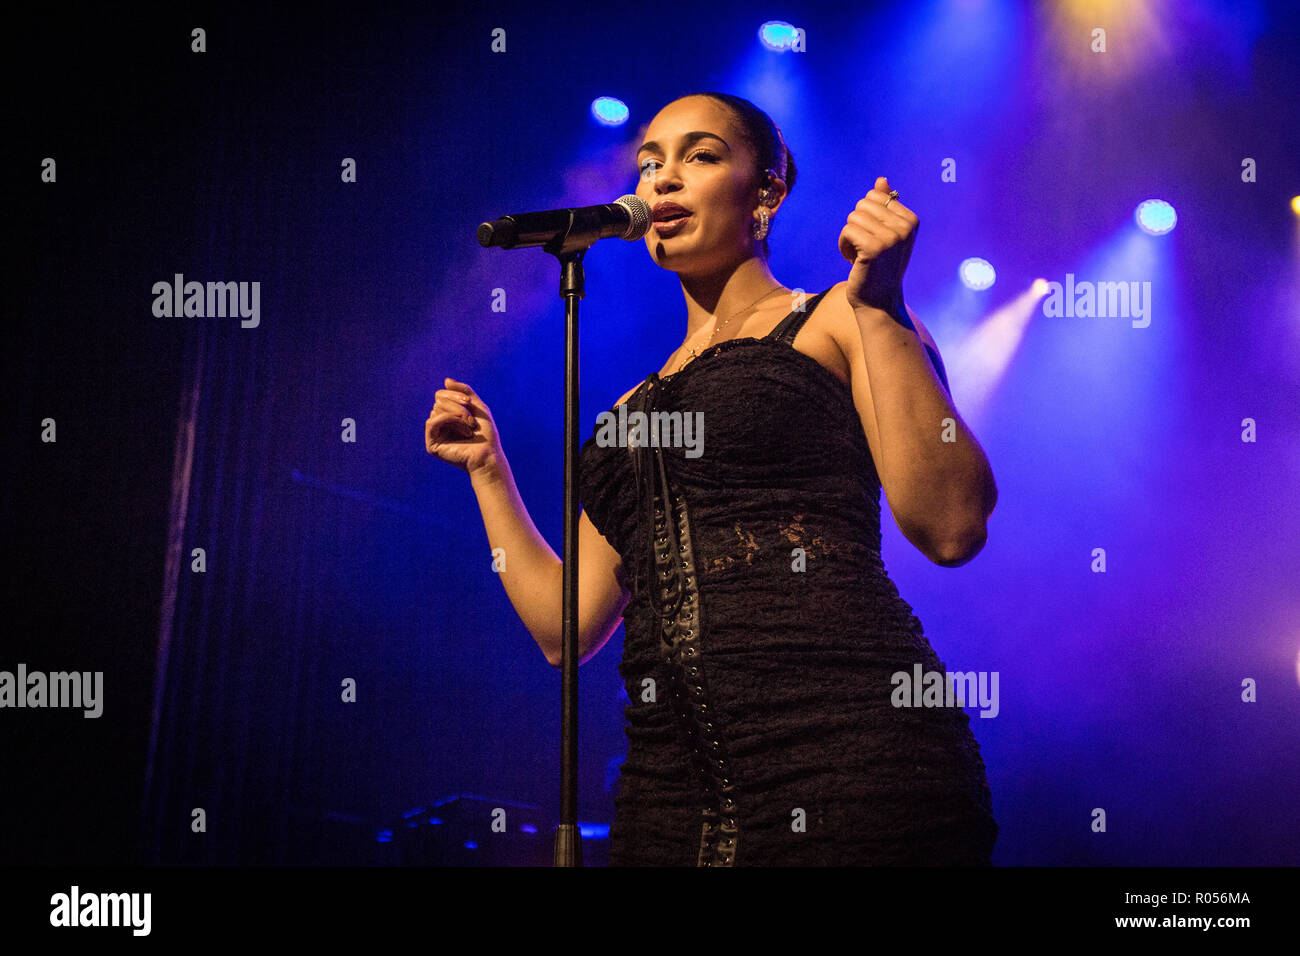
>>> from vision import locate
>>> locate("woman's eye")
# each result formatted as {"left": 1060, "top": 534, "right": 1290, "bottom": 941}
{"left": 638, "top": 152, "right": 717, "bottom": 175}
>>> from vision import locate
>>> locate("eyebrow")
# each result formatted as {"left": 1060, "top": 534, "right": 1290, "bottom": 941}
{"left": 636, "top": 130, "right": 730, "bottom": 157}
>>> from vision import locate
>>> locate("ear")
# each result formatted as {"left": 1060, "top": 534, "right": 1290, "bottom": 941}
{"left": 758, "top": 169, "right": 790, "bottom": 217}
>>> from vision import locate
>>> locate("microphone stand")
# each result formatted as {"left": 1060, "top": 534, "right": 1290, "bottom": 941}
{"left": 544, "top": 222, "right": 590, "bottom": 867}
{"left": 479, "top": 197, "right": 648, "bottom": 866}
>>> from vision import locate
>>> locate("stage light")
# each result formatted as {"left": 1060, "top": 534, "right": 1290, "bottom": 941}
{"left": 960, "top": 257, "right": 996, "bottom": 290}
{"left": 590, "top": 97, "right": 629, "bottom": 127}
{"left": 758, "top": 21, "right": 799, "bottom": 51}
{"left": 1135, "top": 199, "right": 1177, "bottom": 235}
{"left": 1050, "top": 0, "right": 1163, "bottom": 81}
{"left": 946, "top": 282, "right": 1048, "bottom": 421}
{"left": 1291, "top": 196, "right": 1300, "bottom": 216}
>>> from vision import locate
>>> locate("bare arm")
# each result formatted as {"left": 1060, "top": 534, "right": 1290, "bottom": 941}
{"left": 427, "top": 377, "right": 631, "bottom": 666}
{"left": 824, "top": 283, "right": 996, "bottom": 566}
{"left": 469, "top": 459, "right": 630, "bottom": 666}
{"left": 849, "top": 299, "right": 996, "bottom": 565}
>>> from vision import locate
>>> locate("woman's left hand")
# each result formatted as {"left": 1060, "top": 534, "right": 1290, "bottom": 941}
{"left": 839, "top": 176, "right": 918, "bottom": 315}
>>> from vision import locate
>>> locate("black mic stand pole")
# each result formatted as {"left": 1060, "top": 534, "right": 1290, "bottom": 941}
{"left": 545, "top": 220, "right": 590, "bottom": 867}
{"left": 479, "top": 198, "right": 648, "bottom": 865}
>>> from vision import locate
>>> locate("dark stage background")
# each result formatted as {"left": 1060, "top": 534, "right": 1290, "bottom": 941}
{"left": 7, "top": 0, "right": 1300, "bottom": 868}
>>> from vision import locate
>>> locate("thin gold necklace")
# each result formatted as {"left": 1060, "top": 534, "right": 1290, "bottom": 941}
{"left": 674, "top": 286, "right": 787, "bottom": 374}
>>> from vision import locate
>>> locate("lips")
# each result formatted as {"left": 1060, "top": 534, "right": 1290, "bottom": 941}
{"left": 652, "top": 202, "right": 692, "bottom": 237}
{"left": 653, "top": 218, "right": 690, "bottom": 237}
{"left": 652, "top": 202, "right": 691, "bottom": 223}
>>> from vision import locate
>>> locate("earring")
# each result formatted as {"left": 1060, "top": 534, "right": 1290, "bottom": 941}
{"left": 752, "top": 206, "right": 770, "bottom": 241}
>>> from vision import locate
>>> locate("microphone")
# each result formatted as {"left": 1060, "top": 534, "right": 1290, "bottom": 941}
{"left": 477, "top": 195, "right": 652, "bottom": 252}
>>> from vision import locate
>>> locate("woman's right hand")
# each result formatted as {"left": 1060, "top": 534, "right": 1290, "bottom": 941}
{"left": 426, "top": 377, "right": 503, "bottom": 477}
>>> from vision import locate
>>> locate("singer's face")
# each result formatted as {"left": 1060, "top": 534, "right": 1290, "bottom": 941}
{"left": 635, "top": 96, "right": 760, "bottom": 274}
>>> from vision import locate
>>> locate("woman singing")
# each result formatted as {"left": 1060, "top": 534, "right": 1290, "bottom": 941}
{"left": 426, "top": 91, "right": 999, "bottom": 866}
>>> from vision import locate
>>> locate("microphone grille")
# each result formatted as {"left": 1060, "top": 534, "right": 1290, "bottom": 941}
{"left": 614, "top": 195, "right": 652, "bottom": 240}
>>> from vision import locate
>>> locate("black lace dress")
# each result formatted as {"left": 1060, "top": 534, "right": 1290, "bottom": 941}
{"left": 578, "top": 288, "right": 998, "bottom": 866}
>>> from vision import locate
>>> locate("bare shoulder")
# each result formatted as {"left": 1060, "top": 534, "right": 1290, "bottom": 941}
{"left": 809, "top": 282, "right": 950, "bottom": 478}
{"left": 613, "top": 382, "right": 641, "bottom": 407}
{"left": 817, "top": 281, "right": 942, "bottom": 362}
{"left": 814, "top": 282, "right": 859, "bottom": 362}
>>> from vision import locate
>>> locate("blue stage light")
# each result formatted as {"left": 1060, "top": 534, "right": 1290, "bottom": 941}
{"left": 1135, "top": 199, "right": 1177, "bottom": 235}
{"left": 591, "top": 97, "right": 629, "bottom": 127}
{"left": 960, "top": 257, "right": 997, "bottom": 290}
{"left": 759, "top": 21, "right": 799, "bottom": 51}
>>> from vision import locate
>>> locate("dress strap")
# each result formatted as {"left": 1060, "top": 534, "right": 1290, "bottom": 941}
{"left": 765, "top": 287, "right": 834, "bottom": 346}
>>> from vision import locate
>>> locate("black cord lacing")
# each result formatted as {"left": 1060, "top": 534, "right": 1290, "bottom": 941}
{"left": 630, "top": 372, "right": 687, "bottom": 637}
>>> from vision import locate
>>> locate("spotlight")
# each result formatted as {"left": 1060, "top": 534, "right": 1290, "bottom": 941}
{"left": 1291, "top": 196, "right": 1300, "bottom": 216}
{"left": 960, "top": 257, "right": 996, "bottom": 290}
{"left": 758, "top": 21, "right": 799, "bottom": 51}
{"left": 1031, "top": 277, "right": 1050, "bottom": 296}
{"left": 590, "top": 97, "right": 629, "bottom": 127}
{"left": 1135, "top": 199, "right": 1177, "bottom": 235}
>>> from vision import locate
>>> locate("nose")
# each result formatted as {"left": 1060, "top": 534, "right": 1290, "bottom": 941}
{"left": 645, "top": 161, "right": 682, "bottom": 195}
{"left": 653, "top": 177, "right": 683, "bottom": 198}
